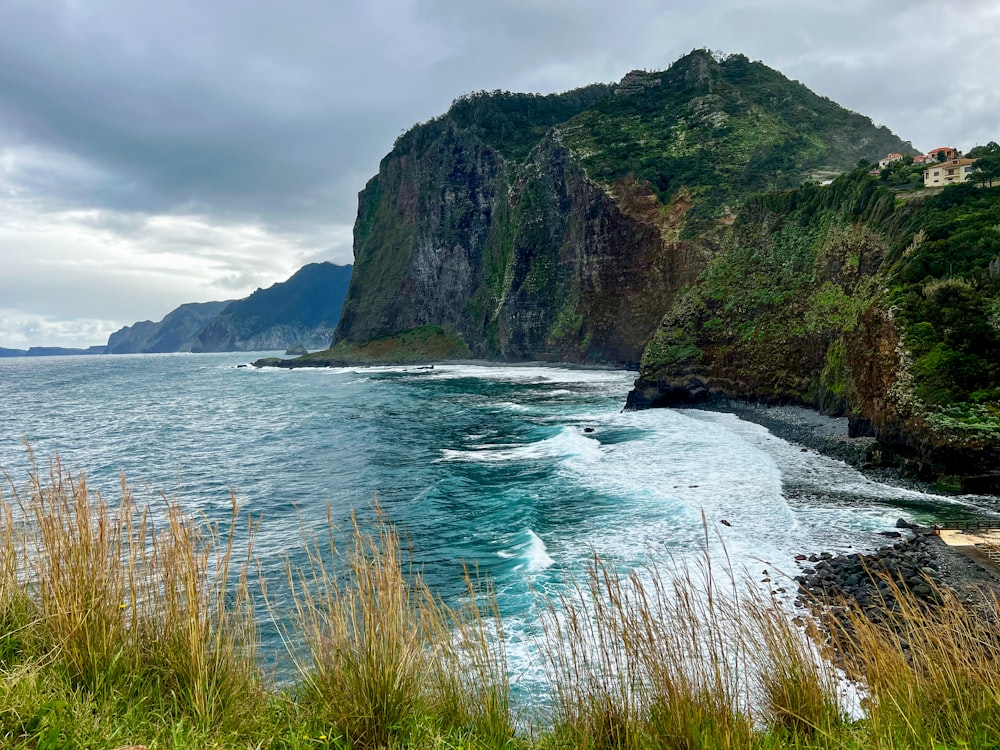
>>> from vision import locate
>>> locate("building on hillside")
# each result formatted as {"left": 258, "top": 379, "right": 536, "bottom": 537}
{"left": 878, "top": 153, "right": 904, "bottom": 169}
{"left": 923, "top": 157, "right": 978, "bottom": 187}
{"left": 927, "top": 146, "right": 958, "bottom": 162}
{"left": 912, "top": 154, "right": 931, "bottom": 165}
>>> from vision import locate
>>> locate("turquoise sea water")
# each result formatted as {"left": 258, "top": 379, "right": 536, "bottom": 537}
{"left": 0, "top": 352, "right": 986, "bottom": 696}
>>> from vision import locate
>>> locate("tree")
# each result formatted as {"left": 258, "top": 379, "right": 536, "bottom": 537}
{"left": 966, "top": 141, "right": 1000, "bottom": 159}
{"left": 969, "top": 142, "right": 1000, "bottom": 187}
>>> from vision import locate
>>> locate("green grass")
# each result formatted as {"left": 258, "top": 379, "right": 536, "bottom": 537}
{"left": 3, "top": 455, "right": 1000, "bottom": 748}
{"left": 257, "top": 326, "right": 474, "bottom": 368}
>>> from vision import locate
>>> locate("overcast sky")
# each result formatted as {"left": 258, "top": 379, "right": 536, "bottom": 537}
{"left": 1, "top": 0, "right": 998, "bottom": 348}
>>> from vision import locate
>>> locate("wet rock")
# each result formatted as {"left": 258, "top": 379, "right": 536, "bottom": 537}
{"left": 795, "top": 525, "right": 1000, "bottom": 647}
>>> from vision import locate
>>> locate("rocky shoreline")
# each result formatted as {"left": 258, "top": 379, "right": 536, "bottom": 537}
{"left": 795, "top": 522, "right": 1000, "bottom": 622}
{"left": 693, "top": 401, "right": 916, "bottom": 487}
{"left": 708, "top": 402, "right": 1000, "bottom": 622}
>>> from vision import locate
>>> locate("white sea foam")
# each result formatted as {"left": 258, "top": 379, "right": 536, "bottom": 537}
{"left": 513, "top": 404, "right": 944, "bottom": 603}
{"left": 522, "top": 529, "right": 555, "bottom": 571}
{"left": 440, "top": 427, "right": 604, "bottom": 464}
{"left": 417, "top": 363, "right": 635, "bottom": 386}
{"left": 686, "top": 410, "right": 968, "bottom": 505}
{"left": 492, "top": 401, "right": 532, "bottom": 413}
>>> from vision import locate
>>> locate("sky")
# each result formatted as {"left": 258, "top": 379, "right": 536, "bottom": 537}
{"left": 1, "top": 0, "right": 998, "bottom": 349}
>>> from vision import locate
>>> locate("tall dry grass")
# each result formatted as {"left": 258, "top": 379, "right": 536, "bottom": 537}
{"left": 745, "top": 588, "right": 844, "bottom": 744}
{"left": 538, "top": 544, "right": 838, "bottom": 750}
{"left": 6, "top": 451, "right": 1000, "bottom": 749}
{"left": 1, "top": 454, "right": 263, "bottom": 731}
{"left": 279, "top": 507, "right": 512, "bottom": 749}
{"left": 825, "top": 572, "right": 1000, "bottom": 748}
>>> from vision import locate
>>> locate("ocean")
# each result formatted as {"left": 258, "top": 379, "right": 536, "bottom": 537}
{"left": 0, "top": 351, "right": 984, "bottom": 699}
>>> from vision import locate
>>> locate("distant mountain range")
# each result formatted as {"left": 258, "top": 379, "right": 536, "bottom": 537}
{"left": 0, "top": 345, "right": 108, "bottom": 358}
{"left": 0, "top": 262, "right": 352, "bottom": 357}
{"left": 105, "top": 300, "right": 234, "bottom": 354}
{"left": 109, "top": 262, "right": 353, "bottom": 354}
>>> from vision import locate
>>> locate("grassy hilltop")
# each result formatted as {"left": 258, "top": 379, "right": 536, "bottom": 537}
{"left": 330, "top": 50, "right": 912, "bottom": 366}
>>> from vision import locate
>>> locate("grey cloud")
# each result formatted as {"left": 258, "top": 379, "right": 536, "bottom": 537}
{"left": 0, "top": 311, "right": 122, "bottom": 349}
{"left": 1, "top": 0, "right": 998, "bottom": 348}
{"left": 5, "top": 0, "right": 993, "bottom": 234}
{"left": 0, "top": 0, "right": 442, "bottom": 228}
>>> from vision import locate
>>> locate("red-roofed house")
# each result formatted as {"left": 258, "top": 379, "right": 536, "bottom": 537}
{"left": 927, "top": 146, "right": 959, "bottom": 162}
{"left": 878, "top": 153, "right": 904, "bottom": 169}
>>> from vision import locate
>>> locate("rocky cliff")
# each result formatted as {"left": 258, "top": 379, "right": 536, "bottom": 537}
{"left": 334, "top": 50, "right": 913, "bottom": 366}
{"left": 628, "top": 174, "right": 1000, "bottom": 488}
{"left": 107, "top": 300, "right": 233, "bottom": 354}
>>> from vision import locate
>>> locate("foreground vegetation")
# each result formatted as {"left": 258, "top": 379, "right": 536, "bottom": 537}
{"left": 2, "top": 458, "right": 1000, "bottom": 748}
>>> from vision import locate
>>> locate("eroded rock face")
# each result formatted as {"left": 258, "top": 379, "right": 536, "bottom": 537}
{"left": 493, "top": 135, "right": 704, "bottom": 364}
{"left": 335, "top": 131, "right": 506, "bottom": 351}
{"left": 336, "top": 129, "right": 701, "bottom": 366}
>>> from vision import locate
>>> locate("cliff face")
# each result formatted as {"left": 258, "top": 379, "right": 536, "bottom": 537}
{"left": 337, "top": 130, "right": 705, "bottom": 364}
{"left": 487, "top": 134, "right": 707, "bottom": 363}
{"left": 334, "top": 50, "right": 914, "bottom": 366}
{"left": 629, "top": 174, "right": 1000, "bottom": 487}
{"left": 335, "top": 129, "right": 506, "bottom": 349}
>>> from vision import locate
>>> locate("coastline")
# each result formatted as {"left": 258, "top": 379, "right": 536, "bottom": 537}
{"left": 692, "top": 400, "right": 926, "bottom": 491}
{"left": 696, "top": 400, "right": 1000, "bottom": 617}
{"left": 254, "top": 359, "right": 1000, "bottom": 608}
{"left": 253, "top": 354, "right": 631, "bottom": 372}
{"left": 796, "top": 524, "right": 1000, "bottom": 615}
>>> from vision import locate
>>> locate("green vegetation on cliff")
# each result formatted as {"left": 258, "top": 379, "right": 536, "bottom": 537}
{"left": 559, "top": 51, "right": 913, "bottom": 219}
{"left": 636, "top": 171, "right": 1000, "bottom": 482}
{"left": 394, "top": 84, "right": 612, "bottom": 163}
{"left": 257, "top": 325, "right": 472, "bottom": 368}
{"left": 336, "top": 50, "right": 913, "bottom": 367}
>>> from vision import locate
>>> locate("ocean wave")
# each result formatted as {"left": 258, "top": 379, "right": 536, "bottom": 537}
{"left": 418, "top": 364, "right": 635, "bottom": 386}
{"left": 498, "top": 528, "right": 555, "bottom": 573}
{"left": 439, "top": 427, "right": 603, "bottom": 464}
